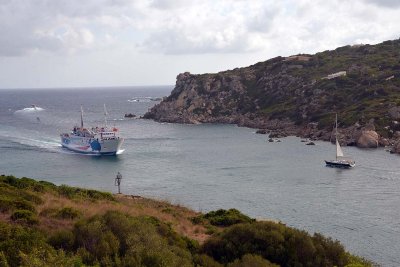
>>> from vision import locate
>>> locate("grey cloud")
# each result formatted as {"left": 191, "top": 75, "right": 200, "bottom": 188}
{"left": 0, "top": 0, "right": 133, "bottom": 56}
{"left": 149, "top": 0, "right": 191, "bottom": 10}
{"left": 0, "top": 2, "right": 62, "bottom": 56}
{"left": 363, "top": 0, "right": 400, "bottom": 7}
{"left": 246, "top": 6, "right": 278, "bottom": 33}
{"left": 142, "top": 3, "right": 278, "bottom": 54}
{"left": 141, "top": 29, "right": 256, "bottom": 55}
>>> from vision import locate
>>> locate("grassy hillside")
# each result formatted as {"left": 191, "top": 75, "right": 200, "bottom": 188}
{"left": 252, "top": 40, "right": 400, "bottom": 133}
{"left": 0, "top": 175, "right": 372, "bottom": 266}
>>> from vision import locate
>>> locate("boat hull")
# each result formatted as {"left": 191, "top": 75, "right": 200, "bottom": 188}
{"left": 325, "top": 160, "right": 355, "bottom": 168}
{"left": 61, "top": 136, "right": 124, "bottom": 155}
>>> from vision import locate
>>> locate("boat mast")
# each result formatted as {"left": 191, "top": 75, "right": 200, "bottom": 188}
{"left": 80, "top": 105, "right": 84, "bottom": 128}
{"left": 335, "top": 113, "right": 338, "bottom": 160}
{"left": 103, "top": 104, "right": 108, "bottom": 128}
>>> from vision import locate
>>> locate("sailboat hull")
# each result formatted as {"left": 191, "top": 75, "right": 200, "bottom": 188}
{"left": 325, "top": 160, "right": 355, "bottom": 168}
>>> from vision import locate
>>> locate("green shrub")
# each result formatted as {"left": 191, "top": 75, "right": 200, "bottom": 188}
{"left": 57, "top": 185, "right": 114, "bottom": 201}
{"left": 0, "top": 222, "right": 48, "bottom": 266}
{"left": 73, "top": 211, "right": 194, "bottom": 266}
{"left": 0, "top": 176, "right": 48, "bottom": 193}
{"left": 12, "top": 200, "right": 36, "bottom": 213}
{"left": 0, "top": 197, "right": 13, "bottom": 212}
{"left": 48, "top": 230, "right": 75, "bottom": 251}
{"left": 10, "top": 210, "right": 38, "bottom": 225}
{"left": 193, "top": 254, "right": 223, "bottom": 267}
{"left": 201, "top": 221, "right": 371, "bottom": 267}
{"left": 55, "top": 207, "right": 81, "bottom": 220}
{"left": 202, "top": 209, "right": 254, "bottom": 226}
{"left": 19, "top": 246, "right": 83, "bottom": 267}
{"left": 0, "top": 251, "right": 9, "bottom": 267}
{"left": 190, "top": 216, "right": 204, "bottom": 225}
{"left": 227, "top": 254, "right": 279, "bottom": 267}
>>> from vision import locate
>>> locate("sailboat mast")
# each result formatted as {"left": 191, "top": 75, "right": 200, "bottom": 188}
{"left": 80, "top": 105, "right": 84, "bottom": 128}
{"left": 335, "top": 113, "right": 338, "bottom": 160}
{"left": 103, "top": 104, "right": 108, "bottom": 127}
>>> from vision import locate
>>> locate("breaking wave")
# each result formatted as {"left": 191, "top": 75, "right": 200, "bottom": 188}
{"left": 15, "top": 105, "right": 45, "bottom": 113}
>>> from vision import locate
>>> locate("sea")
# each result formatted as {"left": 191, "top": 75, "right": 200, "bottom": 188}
{"left": 0, "top": 86, "right": 399, "bottom": 266}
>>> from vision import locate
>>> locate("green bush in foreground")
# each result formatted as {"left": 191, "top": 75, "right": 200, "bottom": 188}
{"left": 0, "top": 176, "right": 374, "bottom": 267}
{"left": 55, "top": 207, "right": 82, "bottom": 220}
{"left": 72, "top": 211, "right": 194, "bottom": 266}
{"left": 227, "top": 254, "right": 279, "bottom": 267}
{"left": 202, "top": 221, "right": 372, "bottom": 267}
{"left": 10, "top": 210, "right": 38, "bottom": 225}
{"left": 197, "top": 208, "right": 255, "bottom": 226}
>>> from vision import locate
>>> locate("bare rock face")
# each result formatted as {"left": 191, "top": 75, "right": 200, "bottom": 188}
{"left": 388, "top": 106, "right": 400, "bottom": 120}
{"left": 356, "top": 130, "right": 379, "bottom": 148}
{"left": 391, "top": 139, "right": 400, "bottom": 153}
{"left": 379, "top": 137, "right": 390, "bottom": 147}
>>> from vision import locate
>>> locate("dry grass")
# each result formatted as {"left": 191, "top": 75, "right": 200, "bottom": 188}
{"left": 33, "top": 192, "right": 211, "bottom": 243}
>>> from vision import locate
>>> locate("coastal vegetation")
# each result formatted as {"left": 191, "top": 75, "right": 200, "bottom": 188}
{"left": 144, "top": 39, "right": 400, "bottom": 151}
{"left": 0, "top": 175, "right": 372, "bottom": 266}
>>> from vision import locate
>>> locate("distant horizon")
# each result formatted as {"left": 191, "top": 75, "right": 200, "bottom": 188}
{"left": 0, "top": 84, "right": 174, "bottom": 90}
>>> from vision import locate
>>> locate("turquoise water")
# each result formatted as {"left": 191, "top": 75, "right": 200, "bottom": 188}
{"left": 0, "top": 87, "right": 399, "bottom": 266}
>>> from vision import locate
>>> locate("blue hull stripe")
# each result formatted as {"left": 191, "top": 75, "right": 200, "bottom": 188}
{"left": 62, "top": 145, "right": 117, "bottom": 156}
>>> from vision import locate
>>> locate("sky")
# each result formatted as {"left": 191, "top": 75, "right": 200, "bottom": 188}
{"left": 0, "top": 0, "right": 399, "bottom": 89}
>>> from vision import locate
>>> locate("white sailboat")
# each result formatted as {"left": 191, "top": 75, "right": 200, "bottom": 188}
{"left": 325, "top": 114, "right": 355, "bottom": 168}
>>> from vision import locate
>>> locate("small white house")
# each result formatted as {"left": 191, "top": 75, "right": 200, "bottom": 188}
{"left": 324, "top": 71, "right": 347, "bottom": 80}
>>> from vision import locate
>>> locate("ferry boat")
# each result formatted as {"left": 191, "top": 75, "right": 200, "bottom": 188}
{"left": 60, "top": 105, "right": 124, "bottom": 155}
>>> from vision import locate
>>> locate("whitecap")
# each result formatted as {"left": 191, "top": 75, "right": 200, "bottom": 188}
{"left": 116, "top": 149, "right": 125, "bottom": 155}
{"left": 15, "top": 106, "right": 45, "bottom": 113}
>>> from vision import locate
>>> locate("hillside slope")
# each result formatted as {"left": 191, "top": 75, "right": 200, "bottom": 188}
{"left": 144, "top": 39, "right": 400, "bottom": 149}
{"left": 0, "top": 175, "right": 371, "bottom": 266}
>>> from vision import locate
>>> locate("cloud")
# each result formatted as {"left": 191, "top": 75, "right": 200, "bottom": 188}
{"left": 149, "top": 0, "right": 191, "bottom": 10}
{"left": 0, "top": 0, "right": 399, "bottom": 58}
{"left": 0, "top": 0, "right": 129, "bottom": 56}
{"left": 362, "top": 0, "right": 400, "bottom": 7}
{"left": 139, "top": 1, "right": 280, "bottom": 54}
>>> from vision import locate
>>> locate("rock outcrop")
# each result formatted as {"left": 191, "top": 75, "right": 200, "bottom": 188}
{"left": 356, "top": 130, "right": 379, "bottom": 148}
{"left": 144, "top": 39, "right": 400, "bottom": 153}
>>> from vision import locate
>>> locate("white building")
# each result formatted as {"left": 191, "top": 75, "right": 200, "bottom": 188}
{"left": 324, "top": 71, "right": 347, "bottom": 80}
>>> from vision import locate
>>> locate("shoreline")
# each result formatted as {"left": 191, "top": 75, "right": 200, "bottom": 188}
{"left": 142, "top": 116, "right": 397, "bottom": 153}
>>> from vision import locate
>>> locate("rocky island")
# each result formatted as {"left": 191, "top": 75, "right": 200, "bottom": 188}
{"left": 144, "top": 39, "right": 400, "bottom": 153}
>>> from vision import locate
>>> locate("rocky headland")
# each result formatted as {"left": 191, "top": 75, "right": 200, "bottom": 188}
{"left": 144, "top": 39, "right": 400, "bottom": 153}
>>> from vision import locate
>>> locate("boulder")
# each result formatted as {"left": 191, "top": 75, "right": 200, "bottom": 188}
{"left": 356, "top": 130, "right": 379, "bottom": 148}
{"left": 391, "top": 141, "right": 400, "bottom": 154}
{"left": 124, "top": 113, "right": 136, "bottom": 118}
{"left": 256, "top": 129, "right": 267, "bottom": 134}
{"left": 269, "top": 131, "right": 287, "bottom": 138}
{"left": 394, "top": 131, "right": 400, "bottom": 139}
{"left": 379, "top": 137, "right": 390, "bottom": 147}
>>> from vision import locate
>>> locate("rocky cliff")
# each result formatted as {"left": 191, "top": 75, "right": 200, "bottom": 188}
{"left": 144, "top": 39, "right": 400, "bottom": 150}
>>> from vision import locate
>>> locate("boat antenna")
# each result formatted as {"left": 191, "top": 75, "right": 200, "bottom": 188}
{"left": 80, "top": 105, "right": 84, "bottom": 128}
{"left": 104, "top": 104, "right": 108, "bottom": 127}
